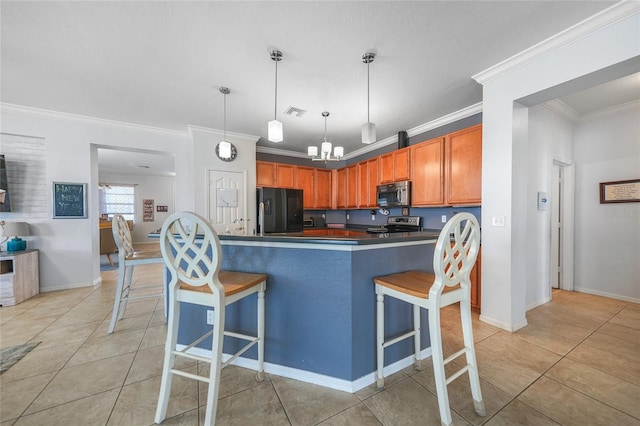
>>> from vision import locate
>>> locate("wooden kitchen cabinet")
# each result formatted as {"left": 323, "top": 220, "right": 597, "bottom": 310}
{"left": 295, "top": 166, "right": 315, "bottom": 208}
{"left": 410, "top": 124, "right": 482, "bottom": 207}
{"left": 256, "top": 161, "right": 276, "bottom": 187}
{"left": 315, "top": 169, "right": 332, "bottom": 209}
{"left": 357, "top": 158, "right": 379, "bottom": 208}
{"left": 445, "top": 124, "right": 482, "bottom": 205}
{"left": 346, "top": 164, "right": 358, "bottom": 208}
{"left": 276, "top": 163, "right": 296, "bottom": 188}
{"left": 256, "top": 161, "right": 296, "bottom": 189}
{"left": 411, "top": 137, "right": 445, "bottom": 206}
{"left": 333, "top": 168, "right": 347, "bottom": 209}
{"left": 379, "top": 148, "right": 410, "bottom": 184}
{"left": 295, "top": 166, "right": 332, "bottom": 209}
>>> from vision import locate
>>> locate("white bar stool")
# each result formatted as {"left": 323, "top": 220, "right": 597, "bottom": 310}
{"left": 108, "top": 214, "right": 164, "bottom": 334}
{"left": 373, "top": 212, "right": 485, "bottom": 426}
{"left": 155, "top": 211, "right": 266, "bottom": 426}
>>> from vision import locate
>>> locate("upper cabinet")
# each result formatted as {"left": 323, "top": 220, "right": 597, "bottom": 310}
{"left": 411, "top": 124, "right": 482, "bottom": 207}
{"left": 379, "top": 148, "right": 410, "bottom": 184}
{"left": 357, "top": 157, "right": 378, "bottom": 208}
{"left": 445, "top": 124, "right": 482, "bottom": 205}
{"left": 411, "top": 137, "right": 445, "bottom": 206}
{"left": 257, "top": 123, "right": 481, "bottom": 209}
{"left": 333, "top": 168, "right": 347, "bottom": 209}
{"left": 315, "top": 169, "right": 332, "bottom": 209}
{"left": 257, "top": 162, "right": 332, "bottom": 210}
{"left": 295, "top": 166, "right": 315, "bottom": 208}
{"left": 276, "top": 164, "right": 296, "bottom": 188}
{"left": 256, "top": 161, "right": 296, "bottom": 189}
{"left": 256, "top": 161, "right": 276, "bottom": 187}
{"left": 346, "top": 164, "right": 358, "bottom": 208}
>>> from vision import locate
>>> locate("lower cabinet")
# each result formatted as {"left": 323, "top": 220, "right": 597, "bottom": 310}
{"left": 0, "top": 249, "right": 40, "bottom": 306}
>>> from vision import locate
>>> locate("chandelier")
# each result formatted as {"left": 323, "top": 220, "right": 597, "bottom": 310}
{"left": 308, "top": 112, "right": 343, "bottom": 162}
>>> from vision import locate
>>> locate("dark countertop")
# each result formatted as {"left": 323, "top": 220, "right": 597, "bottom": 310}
{"left": 148, "top": 229, "right": 441, "bottom": 246}
{"left": 218, "top": 230, "right": 441, "bottom": 246}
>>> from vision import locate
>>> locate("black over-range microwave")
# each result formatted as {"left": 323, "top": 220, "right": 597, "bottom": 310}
{"left": 376, "top": 181, "right": 410, "bottom": 207}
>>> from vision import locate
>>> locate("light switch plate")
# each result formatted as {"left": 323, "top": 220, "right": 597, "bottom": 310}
{"left": 492, "top": 216, "right": 506, "bottom": 227}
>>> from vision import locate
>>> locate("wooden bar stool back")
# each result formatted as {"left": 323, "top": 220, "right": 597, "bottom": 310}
{"left": 373, "top": 212, "right": 485, "bottom": 426}
{"left": 108, "top": 213, "right": 164, "bottom": 334}
{"left": 155, "top": 211, "right": 266, "bottom": 426}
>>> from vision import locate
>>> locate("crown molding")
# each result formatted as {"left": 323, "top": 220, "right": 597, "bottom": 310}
{"left": 542, "top": 99, "right": 580, "bottom": 123}
{"left": 187, "top": 124, "right": 260, "bottom": 143}
{"left": 256, "top": 146, "right": 310, "bottom": 159}
{"left": 578, "top": 98, "right": 640, "bottom": 121}
{"left": 473, "top": 1, "right": 640, "bottom": 85}
{"left": 1, "top": 103, "right": 188, "bottom": 137}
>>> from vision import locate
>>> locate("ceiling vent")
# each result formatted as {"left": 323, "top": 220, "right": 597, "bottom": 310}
{"left": 285, "top": 106, "right": 306, "bottom": 117}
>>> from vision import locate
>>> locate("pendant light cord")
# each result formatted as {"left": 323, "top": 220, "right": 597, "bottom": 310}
{"left": 274, "top": 59, "right": 278, "bottom": 120}
{"left": 367, "top": 59, "right": 370, "bottom": 123}
{"left": 223, "top": 91, "right": 227, "bottom": 140}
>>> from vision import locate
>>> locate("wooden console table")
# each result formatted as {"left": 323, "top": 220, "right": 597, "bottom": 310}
{"left": 0, "top": 249, "right": 40, "bottom": 306}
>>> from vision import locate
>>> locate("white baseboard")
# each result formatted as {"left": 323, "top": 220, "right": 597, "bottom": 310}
{"left": 526, "top": 296, "right": 551, "bottom": 311}
{"left": 479, "top": 314, "right": 528, "bottom": 332}
{"left": 40, "top": 280, "right": 98, "bottom": 293}
{"left": 573, "top": 287, "right": 640, "bottom": 304}
{"left": 176, "top": 344, "right": 433, "bottom": 393}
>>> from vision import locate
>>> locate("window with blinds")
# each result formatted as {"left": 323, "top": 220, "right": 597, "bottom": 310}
{"left": 100, "top": 184, "right": 135, "bottom": 221}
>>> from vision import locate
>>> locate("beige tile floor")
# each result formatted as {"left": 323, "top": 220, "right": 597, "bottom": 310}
{"left": 1, "top": 261, "right": 639, "bottom": 425}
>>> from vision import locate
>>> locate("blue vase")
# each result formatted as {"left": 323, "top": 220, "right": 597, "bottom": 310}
{"left": 6, "top": 237, "right": 26, "bottom": 252}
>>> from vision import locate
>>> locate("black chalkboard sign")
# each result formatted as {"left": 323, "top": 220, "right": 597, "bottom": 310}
{"left": 53, "top": 182, "right": 87, "bottom": 218}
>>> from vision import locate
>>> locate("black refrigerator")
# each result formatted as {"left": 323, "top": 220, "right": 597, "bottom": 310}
{"left": 256, "top": 188, "right": 304, "bottom": 234}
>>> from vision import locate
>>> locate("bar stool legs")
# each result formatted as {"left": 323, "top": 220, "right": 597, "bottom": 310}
{"left": 374, "top": 212, "right": 485, "bottom": 425}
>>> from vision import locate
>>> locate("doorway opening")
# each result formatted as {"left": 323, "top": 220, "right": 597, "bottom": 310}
{"left": 550, "top": 160, "right": 575, "bottom": 292}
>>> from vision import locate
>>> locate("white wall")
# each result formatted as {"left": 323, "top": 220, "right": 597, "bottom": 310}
{"left": 0, "top": 105, "right": 193, "bottom": 291}
{"left": 190, "top": 126, "right": 259, "bottom": 233}
{"left": 98, "top": 172, "right": 176, "bottom": 243}
{"left": 573, "top": 104, "right": 640, "bottom": 301}
{"left": 526, "top": 104, "right": 574, "bottom": 308}
{"left": 477, "top": 6, "right": 639, "bottom": 331}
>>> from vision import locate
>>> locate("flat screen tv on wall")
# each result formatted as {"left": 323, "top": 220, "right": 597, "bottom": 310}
{"left": 0, "top": 154, "right": 10, "bottom": 212}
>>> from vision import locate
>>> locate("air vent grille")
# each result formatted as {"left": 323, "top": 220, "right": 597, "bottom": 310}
{"left": 285, "top": 106, "right": 306, "bottom": 117}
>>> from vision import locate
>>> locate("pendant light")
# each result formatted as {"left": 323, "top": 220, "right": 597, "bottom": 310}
{"left": 308, "top": 112, "right": 343, "bottom": 162}
{"left": 361, "top": 52, "right": 376, "bottom": 144}
{"left": 268, "top": 50, "right": 283, "bottom": 142}
{"left": 216, "top": 87, "right": 232, "bottom": 160}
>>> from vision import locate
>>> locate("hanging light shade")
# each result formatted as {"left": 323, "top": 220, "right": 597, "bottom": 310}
{"left": 217, "top": 87, "right": 232, "bottom": 159}
{"left": 308, "top": 112, "right": 343, "bottom": 163}
{"left": 268, "top": 50, "right": 283, "bottom": 143}
{"left": 361, "top": 52, "right": 376, "bottom": 144}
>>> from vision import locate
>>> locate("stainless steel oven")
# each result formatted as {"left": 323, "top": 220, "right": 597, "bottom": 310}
{"left": 376, "top": 181, "right": 410, "bottom": 207}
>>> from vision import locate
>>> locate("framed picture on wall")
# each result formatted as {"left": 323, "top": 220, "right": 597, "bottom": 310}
{"left": 599, "top": 179, "right": 640, "bottom": 203}
{"left": 143, "top": 199, "right": 154, "bottom": 222}
{"left": 52, "top": 182, "right": 87, "bottom": 218}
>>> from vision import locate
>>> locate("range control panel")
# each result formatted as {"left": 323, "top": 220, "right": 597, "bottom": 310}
{"left": 387, "top": 216, "right": 421, "bottom": 227}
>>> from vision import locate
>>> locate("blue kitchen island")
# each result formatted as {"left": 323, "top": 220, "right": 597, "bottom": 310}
{"left": 161, "top": 231, "right": 440, "bottom": 392}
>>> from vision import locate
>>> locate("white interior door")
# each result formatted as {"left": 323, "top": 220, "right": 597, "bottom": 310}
{"left": 208, "top": 169, "right": 247, "bottom": 235}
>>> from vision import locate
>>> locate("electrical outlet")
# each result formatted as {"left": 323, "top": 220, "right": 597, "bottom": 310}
{"left": 346, "top": 214, "right": 350, "bottom": 220}
{"left": 441, "top": 215, "right": 447, "bottom": 223}
{"left": 206, "top": 310, "right": 214, "bottom": 325}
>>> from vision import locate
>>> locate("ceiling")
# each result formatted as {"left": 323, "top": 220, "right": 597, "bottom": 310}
{"left": 1, "top": 0, "right": 630, "bottom": 176}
